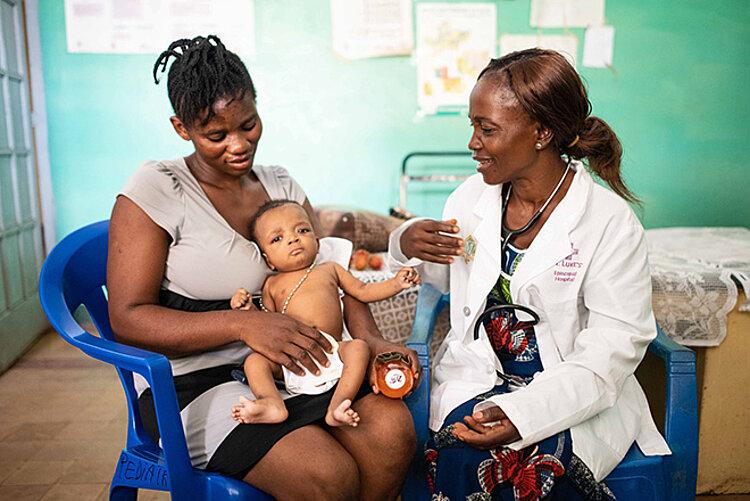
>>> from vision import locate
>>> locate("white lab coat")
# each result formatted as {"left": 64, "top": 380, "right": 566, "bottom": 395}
{"left": 388, "top": 162, "right": 670, "bottom": 481}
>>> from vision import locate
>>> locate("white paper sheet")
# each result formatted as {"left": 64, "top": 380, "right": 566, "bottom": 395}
{"left": 583, "top": 25, "right": 614, "bottom": 68}
{"left": 64, "top": 0, "right": 255, "bottom": 57}
{"left": 330, "top": 0, "right": 413, "bottom": 59}
{"left": 530, "top": 0, "right": 605, "bottom": 28}
{"left": 499, "top": 34, "right": 578, "bottom": 68}
{"left": 416, "top": 2, "right": 497, "bottom": 115}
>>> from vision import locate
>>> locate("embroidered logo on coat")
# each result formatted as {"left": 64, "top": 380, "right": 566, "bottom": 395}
{"left": 554, "top": 242, "right": 582, "bottom": 282}
{"left": 462, "top": 235, "right": 476, "bottom": 263}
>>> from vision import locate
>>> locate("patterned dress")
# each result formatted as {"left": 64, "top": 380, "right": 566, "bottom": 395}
{"left": 424, "top": 243, "right": 617, "bottom": 501}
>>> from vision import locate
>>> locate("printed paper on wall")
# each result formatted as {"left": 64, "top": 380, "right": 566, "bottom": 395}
{"left": 530, "top": 0, "right": 604, "bottom": 28}
{"left": 64, "top": 0, "right": 255, "bottom": 57}
{"left": 499, "top": 34, "right": 578, "bottom": 68}
{"left": 416, "top": 2, "right": 497, "bottom": 115}
{"left": 330, "top": 0, "right": 413, "bottom": 59}
{"left": 583, "top": 25, "right": 614, "bottom": 68}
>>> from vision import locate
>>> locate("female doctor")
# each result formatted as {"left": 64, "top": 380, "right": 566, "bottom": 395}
{"left": 388, "top": 49, "right": 670, "bottom": 500}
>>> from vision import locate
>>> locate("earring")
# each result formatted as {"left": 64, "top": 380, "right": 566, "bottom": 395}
{"left": 535, "top": 142, "right": 542, "bottom": 150}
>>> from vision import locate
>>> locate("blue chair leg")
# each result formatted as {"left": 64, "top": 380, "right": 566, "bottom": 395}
{"left": 403, "top": 342, "right": 431, "bottom": 501}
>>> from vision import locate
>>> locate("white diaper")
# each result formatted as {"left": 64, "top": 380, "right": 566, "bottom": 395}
{"left": 282, "top": 331, "right": 344, "bottom": 396}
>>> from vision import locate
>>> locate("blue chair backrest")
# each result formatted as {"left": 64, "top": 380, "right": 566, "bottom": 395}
{"left": 39, "top": 220, "right": 161, "bottom": 450}
{"left": 40, "top": 220, "right": 267, "bottom": 499}
{"left": 42, "top": 220, "right": 112, "bottom": 339}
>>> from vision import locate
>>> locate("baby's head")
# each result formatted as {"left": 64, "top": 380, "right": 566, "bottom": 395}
{"left": 250, "top": 200, "right": 319, "bottom": 273}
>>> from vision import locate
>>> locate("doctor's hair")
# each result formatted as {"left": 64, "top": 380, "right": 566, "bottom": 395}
{"left": 152, "top": 35, "right": 256, "bottom": 128}
{"left": 249, "top": 199, "right": 308, "bottom": 244}
{"left": 478, "top": 49, "right": 639, "bottom": 205}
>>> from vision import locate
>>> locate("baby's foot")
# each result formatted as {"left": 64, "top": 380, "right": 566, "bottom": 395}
{"left": 231, "top": 395, "right": 288, "bottom": 424}
{"left": 325, "top": 399, "right": 360, "bottom": 427}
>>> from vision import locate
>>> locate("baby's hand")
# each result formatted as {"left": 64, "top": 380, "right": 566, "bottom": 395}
{"left": 395, "top": 267, "right": 421, "bottom": 289}
{"left": 230, "top": 288, "right": 254, "bottom": 310}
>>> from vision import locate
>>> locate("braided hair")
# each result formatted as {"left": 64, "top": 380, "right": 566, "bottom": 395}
{"left": 478, "top": 49, "right": 638, "bottom": 205}
{"left": 153, "top": 35, "right": 256, "bottom": 127}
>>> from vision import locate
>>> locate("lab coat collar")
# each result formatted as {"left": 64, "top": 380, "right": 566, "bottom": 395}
{"left": 460, "top": 162, "right": 591, "bottom": 339}
{"left": 471, "top": 182, "right": 503, "bottom": 262}
{"left": 510, "top": 161, "right": 591, "bottom": 300}
{"left": 463, "top": 183, "right": 504, "bottom": 337}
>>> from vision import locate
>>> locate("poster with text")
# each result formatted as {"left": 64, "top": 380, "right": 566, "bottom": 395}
{"left": 416, "top": 3, "right": 496, "bottom": 115}
{"left": 530, "top": 0, "right": 605, "bottom": 28}
{"left": 331, "top": 0, "right": 413, "bottom": 59}
{"left": 499, "top": 34, "right": 578, "bottom": 68}
{"left": 65, "top": 0, "right": 255, "bottom": 58}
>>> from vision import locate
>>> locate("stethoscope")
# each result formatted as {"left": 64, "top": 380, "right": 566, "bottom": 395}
{"left": 472, "top": 158, "right": 571, "bottom": 341}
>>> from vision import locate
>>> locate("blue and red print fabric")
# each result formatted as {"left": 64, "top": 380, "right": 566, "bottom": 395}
{"left": 424, "top": 389, "right": 616, "bottom": 501}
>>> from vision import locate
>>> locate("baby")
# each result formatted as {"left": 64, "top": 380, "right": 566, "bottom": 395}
{"left": 230, "top": 200, "right": 420, "bottom": 427}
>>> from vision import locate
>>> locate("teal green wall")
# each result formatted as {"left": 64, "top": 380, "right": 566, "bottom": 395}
{"left": 38, "top": 1, "right": 750, "bottom": 239}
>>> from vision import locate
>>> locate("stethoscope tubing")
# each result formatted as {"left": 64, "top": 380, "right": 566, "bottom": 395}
{"left": 474, "top": 159, "right": 570, "bottom": 341}
{"left": 473, "top": 303, "right": 541, "bottom": 340}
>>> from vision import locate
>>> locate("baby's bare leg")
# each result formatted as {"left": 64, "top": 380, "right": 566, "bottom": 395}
{"left": 325, "top": 339, "right": 370, "bottom": 428}
{"left": 231, "top": 353, "right": 288, "bottom": 424}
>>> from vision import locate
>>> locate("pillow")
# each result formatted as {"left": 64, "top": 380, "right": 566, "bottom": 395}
{"left": 316, "top": 237, "right": 354, "bottom": 268}
{"left": 314, "top": 206, "right": 406, "bottom": 252}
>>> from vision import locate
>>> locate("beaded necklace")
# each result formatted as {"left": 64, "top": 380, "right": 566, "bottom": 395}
{"left": 259, "top": 262, "right": 315, "bottom": 314}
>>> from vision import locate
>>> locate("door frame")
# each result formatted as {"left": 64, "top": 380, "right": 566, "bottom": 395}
{"left": 21, "top": 0, "right": 55, "bottom": 250}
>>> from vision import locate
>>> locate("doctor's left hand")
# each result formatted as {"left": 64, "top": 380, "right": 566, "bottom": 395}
{"left": 452, "top": 404, "right": 521, "bottom": 449}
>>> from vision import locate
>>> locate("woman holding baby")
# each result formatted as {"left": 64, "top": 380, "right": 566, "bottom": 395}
{"left": 106, "top": 35, "right": 417, "bottom": 501}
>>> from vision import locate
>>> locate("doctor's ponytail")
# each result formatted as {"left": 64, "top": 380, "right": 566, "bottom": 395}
{"left": 570, "top": 116, "right": 637, "bottom": 205}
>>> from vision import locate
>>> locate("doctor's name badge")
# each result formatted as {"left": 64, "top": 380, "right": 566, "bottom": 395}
{"left": 462, "top": 235, "right": 476, "bottom": 263}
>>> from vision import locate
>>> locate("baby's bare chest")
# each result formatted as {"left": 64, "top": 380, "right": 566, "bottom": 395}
{"left": 272, "top": 268, "right": 341, "bottom": 313}
{"left": 274, "top": 268, "right": 344, "bottom": 336}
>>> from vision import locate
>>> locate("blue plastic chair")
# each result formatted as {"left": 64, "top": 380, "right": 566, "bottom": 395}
{"left": 399, "top": 283, "right": 699, "bottom": 501}
{"left": 38, "top": 219, "right": 435, "bottom": 500}
{"left": 38, "top": 220, "right": 275, "bottom": 500}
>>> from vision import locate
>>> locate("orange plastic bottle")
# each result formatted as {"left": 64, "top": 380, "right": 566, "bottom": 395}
{"left": 373, "top": 352, "right": 414, "bottom": 399}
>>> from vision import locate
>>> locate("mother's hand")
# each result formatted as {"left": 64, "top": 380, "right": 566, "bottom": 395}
{"left": 401, "top": 219, "right": 463, "bottom": 264}
{"left": 239, "top": 311, "right": 333, "bottom": 377}
{"left": 452, "top": 404, "right": 521, "bottom": 450}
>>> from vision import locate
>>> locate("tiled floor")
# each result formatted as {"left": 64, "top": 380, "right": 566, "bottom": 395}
{"left": 1, "top": 330, "right": 748, "bottom": 501}
{"left": 0, "top": 331, "right": 170, "bottom": 500}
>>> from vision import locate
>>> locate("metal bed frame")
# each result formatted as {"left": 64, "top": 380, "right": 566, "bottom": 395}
{"left": 397, "top": 151, "right": 473, "bottom": 212}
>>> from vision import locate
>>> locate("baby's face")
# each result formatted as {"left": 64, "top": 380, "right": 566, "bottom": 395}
{"left": 255, "top": 204, "right": 319, "bottom": 272}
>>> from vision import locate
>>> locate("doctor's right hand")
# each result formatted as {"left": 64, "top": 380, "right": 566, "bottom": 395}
{"left": 400, "top": 219, "right": 463, "bottom": 264}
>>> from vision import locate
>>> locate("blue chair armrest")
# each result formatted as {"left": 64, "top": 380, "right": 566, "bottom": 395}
{"left": 404, "top": 284, "right": 450, "bottom": 442}
{"left": 406, "top": 283, "right": 450, "bottom": 346}
{"left": 68, "top": 329, "right": 171, "bottom": 377}
{"left": 648, "top": 326, "right": 695, "bottom": 364}
{"left": 647, "top": 326, "right": 699, "bottom": 500}
{"left": 402, "top": 284, "right": 449, "bottom": 501}
{"left": 64, "top": 325, "right": 195, "bottom": 480}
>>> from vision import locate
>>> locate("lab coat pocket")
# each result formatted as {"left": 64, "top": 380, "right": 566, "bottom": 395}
{"left": 572, "top": 378, "right": 643, "bottom": 479}
{"left": 433, "top": 335, "right": 495, "bottom": 387}
{"left": 540, "top": 295, "right": 582, "bottom": 360}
